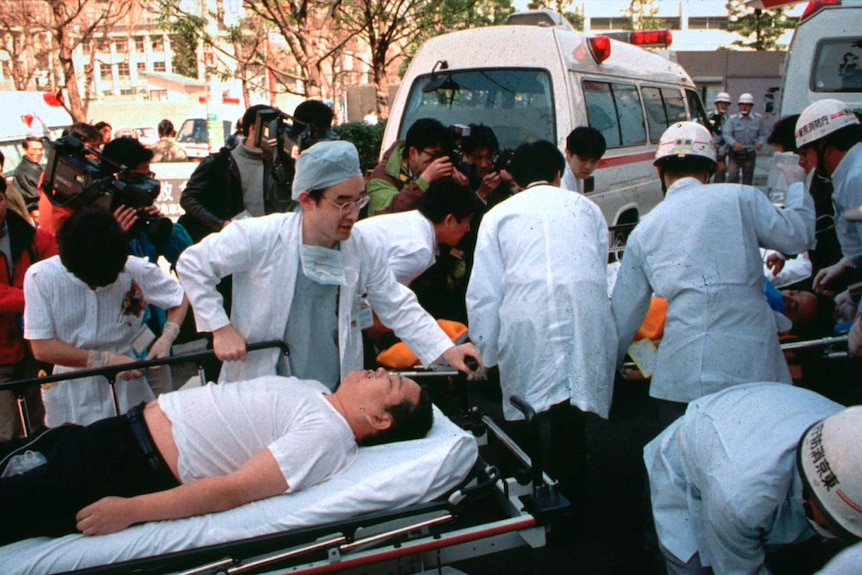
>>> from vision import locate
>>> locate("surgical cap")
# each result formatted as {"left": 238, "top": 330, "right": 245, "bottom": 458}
{"left": 291, "top": 140, "right": 362, "bottom": 200}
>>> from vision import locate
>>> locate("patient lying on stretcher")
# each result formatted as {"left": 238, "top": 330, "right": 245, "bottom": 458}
{"left": 0, "top": 369, "right": 431, "bottom": 544}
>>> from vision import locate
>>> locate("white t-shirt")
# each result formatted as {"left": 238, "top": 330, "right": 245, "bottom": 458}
{"left": 158, "top": 376, "right": 357, "bottom": 492}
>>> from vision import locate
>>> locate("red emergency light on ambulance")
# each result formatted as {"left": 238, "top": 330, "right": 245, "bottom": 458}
{"left": 382, "top": 11, "right": 708, "bottom": 252}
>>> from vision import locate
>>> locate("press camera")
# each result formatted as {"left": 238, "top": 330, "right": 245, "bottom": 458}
{"left": 41, "top": 136, "right": 173, "bottom": 243}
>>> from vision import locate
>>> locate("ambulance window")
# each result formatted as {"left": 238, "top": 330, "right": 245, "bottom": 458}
{"left": 642, "top": 86, "right": 687, "bottom": 142}
{"left": 685, "top": 89, "right": 709, "bottom": 126}
{"left": 812, "top": 37, "right": 862, "bottom": 92}
{"left": 583, "top": 81, "right": 646, "bottom": 149}
{"left": 401, "top": 69, "right": 555, "bottom": 150}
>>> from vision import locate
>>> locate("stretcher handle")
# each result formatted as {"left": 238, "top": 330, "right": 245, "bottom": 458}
{"left": 0, "top": 340, "right": 290, "bottom": 393}
{"left": 509, "top": 394, "right": 545, "bottom": 491}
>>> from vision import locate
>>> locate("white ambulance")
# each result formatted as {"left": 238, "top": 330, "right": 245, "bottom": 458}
{"left": 383, "top": 11, "right": 709, "bottom": 252}
{"left": 776, "top": 0, "right": 862, "bottom": 116}
{"left": 0, "top": 91, "right": 72, "bottom": 177}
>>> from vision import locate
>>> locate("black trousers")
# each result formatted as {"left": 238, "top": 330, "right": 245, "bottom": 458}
{"left": 0, "top": 404, "right": 179, "bottom": 544}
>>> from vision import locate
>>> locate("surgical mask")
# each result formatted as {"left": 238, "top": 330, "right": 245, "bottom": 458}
{"left": 299, "top": 244, "right": 346, "bottom": 286}
{"left": 806, "top": 516, "right": 838, "bottom": 540}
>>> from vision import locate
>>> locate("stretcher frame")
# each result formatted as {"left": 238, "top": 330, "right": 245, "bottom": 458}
{"left": 1, "top": 353, "right": 569, "bottom": 575}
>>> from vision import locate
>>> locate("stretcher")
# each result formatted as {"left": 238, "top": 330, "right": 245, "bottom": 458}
{"left": 0, "top": 349, "right": 569, "bottom": 575}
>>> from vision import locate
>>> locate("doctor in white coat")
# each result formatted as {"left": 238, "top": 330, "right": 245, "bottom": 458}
{"left": 645, "top": 382, "right": 862, "bottom": 575}
{"left": 355, "top": 177, "right": 475, "bottom": 286}
{"left": 466, "top": 140, "right": 616, "bottom": 507}
{"left": 177, "top": 141, "right": 481, "bottom": 389}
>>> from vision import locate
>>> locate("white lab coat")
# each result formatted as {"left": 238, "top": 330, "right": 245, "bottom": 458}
{"left": 644, "top": 382, "right": 842, "bottom": 574}
{"left": 177, "top": 213, "right": 452, "bottom": 383}
{"left": 560, "top": 163, "right": 583, "bottom": 193}
{"left": 611, "top": 178, "right": 815, "bottom": 403}
{"left": 354, "top": 210, "right": 437, "bottom": 285}
{"left": 467, "top": 184, "right": 617, "bottom": 420}
{"left": 831, "top": 143, "right": 862, "bottom": 266}
{"left": 815, "top": 542, "right": 862, "bottom": 575}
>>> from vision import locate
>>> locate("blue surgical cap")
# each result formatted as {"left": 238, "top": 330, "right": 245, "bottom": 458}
{"left": 291, "top": 140, "right": 362, "bottom": 200}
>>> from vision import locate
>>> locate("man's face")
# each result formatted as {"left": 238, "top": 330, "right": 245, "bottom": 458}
{"left": 715, "top": 102, "right": 729, "bottom": 114}
{"left": 783, "top": 290, "right": 818, "bottom": 325}
{"left": 300, "top": 176, "right": 366, "bottom": 246}
{"left": 738, "top": 103, "right": 753, "bottom": 116}
{"left": 798, "top": 146, "right": 818, "bottom": 175}
{"left": 565, "top": 150, "right": 600, "bottom": 180}
{"left": 408, "top": 144, "right": 446, "bottom": 175}
{"left": 23, "top": 140, "right": 44, "bottom": 164}
{"left": 341, "top": 368, "right": 421, "bottom": 419}
{"left": 439, "top": 214, "right": 471, "bottom": 247}
{"left": 465, "top": 146, "right": 494, "bottom": 178}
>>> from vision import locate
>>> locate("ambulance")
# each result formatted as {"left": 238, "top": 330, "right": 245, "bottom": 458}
{"left": 383, "top": 11, "right": 709, "bottom": 253}
{"left": 775, "top": 0, "right": 862, "bottom": 116}
{"left": 0, "top": 91, "right": 72, "bottom": 177}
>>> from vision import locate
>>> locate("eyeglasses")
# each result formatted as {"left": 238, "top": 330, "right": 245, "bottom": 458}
{"left": 321, "top": 193, "right": 370, "bottom": 214}
{"left": 421, "top": 148, "right": 447, "bottom": 161}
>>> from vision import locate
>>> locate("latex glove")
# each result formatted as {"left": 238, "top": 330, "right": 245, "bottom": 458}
{"left": 87, "top": 350, "right": 142, "bottom": 381}
{"left": 146, "top": 322, "right": 181, "bottom": 368}
{"left": 834, "top": 290, "right": 858, "bottom": 322}
{"left": 813, "top": 258, "right": 851, "bottom": 296}
{"left": 765, "top": 252, "right": 785, "bottom": 276}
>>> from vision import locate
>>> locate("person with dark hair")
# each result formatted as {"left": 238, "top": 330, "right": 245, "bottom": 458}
{"left": 177, "top": 140, "right": 481, "bottom": 389}
{"left": 467, "top": 139, "right": 616, "bottom": 509}
{"left": 37, "top": 122, "right": 104, "bottom": 236}
{"left": 0, "top": 180, "right": 55, "bottom": 440}
{"left": 0, "top": 150, "right": 33, "bottom": 225}
{"left": 611, "top": 122, "right": 814, "bottom": 427}
{"left": 357, "top": 178, "right": 475, "bottom": 286}
{"left": 94, "top": 121, "right": 112, "bottom": 147}
{"left": 150, "top": 119, "right": 188, "bottom": 163}
{"left": 291, "top": 100, "right": 334, "bottom": 148}
{"left": 13, "top": 136, "right": 44, "bottom": 212}
{"left": 366, "top": 117, "right": 468, "bottom": 216}
{"left": 22, "top": 208, "right": 188, "bottom": 427}
{"left": 178, "top": 104, "right": 292, "bottom": 243}
{"left": 460, "top": 124, "right": 514, "bottom": 209}
{"left": 560, "top": 126, "right": 607, "bottom": 193}
{"left": 0, "top": 368, "right": 432, "bottom": 543}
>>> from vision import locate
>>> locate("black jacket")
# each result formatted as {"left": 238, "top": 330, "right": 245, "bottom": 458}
{"left": 178, "top": 146, "right": 292, "bottom": 242}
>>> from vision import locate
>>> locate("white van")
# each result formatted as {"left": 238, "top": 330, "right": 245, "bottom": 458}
{"left": 778, "top": 0, "right": 862, "bottom": 117}
{"left": 383, "top": 11, "right": 709, "bottom": 251}
{"left": 0, "top": 91, "right": 72, "bottom": 177}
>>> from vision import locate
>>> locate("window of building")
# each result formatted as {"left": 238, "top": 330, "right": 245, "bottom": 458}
{"left": 659, "top": 17, "right": 681, "bottom": 30}
{"left": 117, "top": 62, "right": 129, "bottom": 77}
{"left": 582, "top": 80, "right": 646, "bottom": 149}
{"left": 688, "top": 16, "right": 728, "bottom": 30}
{"left": 137, "top": 62, "right": 147, "bottom": 73}
{"left": 99, "top": 65, "right": 112, "bottom": 80}
{"left": 153, "top": 61, "right": 166, "bottom": 72}
{"left": 590, "top": 17, "right": 631, "bottom": 31}
{"left": 134, "top": 36, "right": 145, "bottom": 52}
{"left": 152, "top": 37, "right": 164, "bottom": 52}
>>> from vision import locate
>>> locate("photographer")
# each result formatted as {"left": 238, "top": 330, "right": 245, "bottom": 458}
{"left": 366, "top": 118, "right": 469, "bottom": 217}
{"left": 178, "top": 104, "right": 292, "bottom": 243}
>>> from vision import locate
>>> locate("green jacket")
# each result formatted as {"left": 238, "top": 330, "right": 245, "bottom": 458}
{"left": 366, "top": 141, "right": 430, "bottom": 216}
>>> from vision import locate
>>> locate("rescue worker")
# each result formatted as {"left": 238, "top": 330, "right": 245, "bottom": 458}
{"left": 723, "top": 92, "right": 768, "bottom": 185}
{"left": 466, "top": 140, "right": 617, "bottom": 508}
{"left": 799, "top": 100, "right": 862, "bottom": 298}
{"left": 611, "top": 121, "right": 814, "bottom": 425}
{"left": 645, "top": 382, "right": 862, "bottom": 574}
{"left": 176, "top": 141, "right": 481, "bottom": 389}
{"left": 707, "top": 91, "right": 731, "bottom": 183}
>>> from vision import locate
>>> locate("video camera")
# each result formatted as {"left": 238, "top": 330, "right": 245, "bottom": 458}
{"left": 447, "top": 124, "right": 471, "bottom": 166}
{"left": 41, "top": 136, "right": 173, "bottom": 244}
{"left": 251, "top": 107, "right": 338, "bottom": 185}
{"left": 491, "top": 148, "right": 514, "bottom": 173}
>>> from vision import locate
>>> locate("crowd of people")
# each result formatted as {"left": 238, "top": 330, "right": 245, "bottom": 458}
{"left": 0, "top": 96, "right": 861, "bottom": 574}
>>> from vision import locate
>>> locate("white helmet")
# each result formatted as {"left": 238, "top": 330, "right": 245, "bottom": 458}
{"left": 714, "top": 92, "right": 731, "bottom": 104}
{"left": 795, "top": 99, "right": 861, "bottom": 149}
{"left": 798, "top": 406, "right": 862, "bottom": 539}
{"left": 738, "top": 93, "right": 755, "bottom": 105}
{"left": 654, "top": 121, "right": 717, "bottom": 166}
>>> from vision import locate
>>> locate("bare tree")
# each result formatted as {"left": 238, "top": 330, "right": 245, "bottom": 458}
{"left": 0, "top": 1, "right": 53, "bottom": 91}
